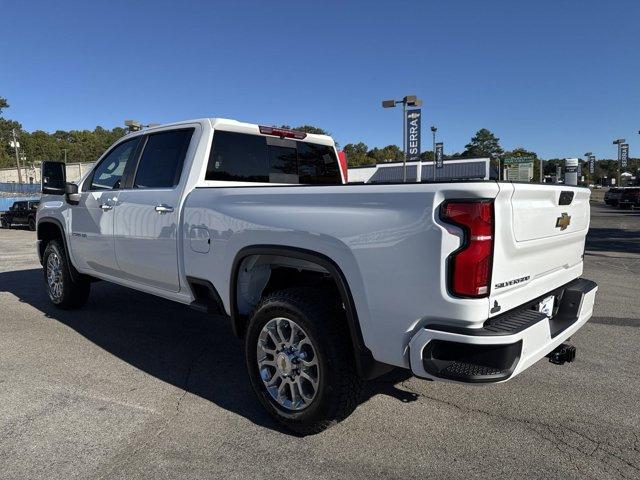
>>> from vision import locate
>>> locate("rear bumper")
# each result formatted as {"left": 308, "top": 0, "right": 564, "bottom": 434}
{"left": 408, "top": 278, "right": 597, "bottom": 383}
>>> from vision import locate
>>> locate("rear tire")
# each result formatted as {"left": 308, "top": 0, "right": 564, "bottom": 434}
{"left": 28, "top": 218, "right": 36, "bottom": 231}
{"left": 43, "top": 240, "right": 90, "bottom": 309}
{"left": 0, "top": 219, "right": 8, "bottom": 229}
{"left": 245, "top": 287, "right": 362, "bottom": 435}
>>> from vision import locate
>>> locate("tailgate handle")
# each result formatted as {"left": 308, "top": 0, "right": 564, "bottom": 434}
{"left": 559, "top": 191, "right": 574, "bottom": 205}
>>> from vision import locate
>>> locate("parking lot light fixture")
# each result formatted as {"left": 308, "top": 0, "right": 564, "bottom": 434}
{"left": 381, "top": 95, "right": 423, "bottom": 182}
{"left": 125, "top": 120, "right": 142, "bottom": 133}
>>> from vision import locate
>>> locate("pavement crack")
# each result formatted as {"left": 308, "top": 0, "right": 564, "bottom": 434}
{"left": 175, "top": 344, "right": 209, "bottom": 414}
{"left": 399, "top": 381, "right": 639, "bottom": 479}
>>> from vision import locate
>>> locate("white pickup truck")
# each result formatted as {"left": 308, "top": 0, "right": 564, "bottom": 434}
{"left": 37, "top": 118, "right": 597, "bottom": 434}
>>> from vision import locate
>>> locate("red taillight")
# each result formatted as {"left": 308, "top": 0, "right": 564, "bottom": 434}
{"left": 337, "top": 151, "right": 348, "bottom": 183}
{"left": 441, "top": 200, "right": 494, "bottom": 298}
{"left": 259, "top": 125, "right": 307, "bottom": 140}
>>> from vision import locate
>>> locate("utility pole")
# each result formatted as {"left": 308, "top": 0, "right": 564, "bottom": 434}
{"left": 11, "top": 129, "right": 23, "bottom": 184}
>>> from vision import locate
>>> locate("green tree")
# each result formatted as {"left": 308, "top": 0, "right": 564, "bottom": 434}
{"left": 343, "top": 142, "right": 375, "bottom": 167}
{"left": 278, "top": 124, "right": 329, "bottom": 135}
{"left": 463, "top": 129, "right": 503, "bottom": 159}
{"left": 0, "top": 97, "right": 8, "bottom": 116}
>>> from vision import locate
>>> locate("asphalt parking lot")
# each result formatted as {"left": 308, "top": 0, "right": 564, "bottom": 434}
{"left": 0, "top": 203, "right": 638, "bottom": 480}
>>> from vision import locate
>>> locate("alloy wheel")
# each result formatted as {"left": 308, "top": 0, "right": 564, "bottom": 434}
{"left": 46, "top": 252, "right": 63, "bottom": 301}
{"left": 256, "top": 317, "right": 320, "bottom": 411}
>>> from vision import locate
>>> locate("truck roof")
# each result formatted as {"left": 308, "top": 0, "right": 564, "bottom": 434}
{"left": 131, "top": 118, "right": 335, "bottom": 147}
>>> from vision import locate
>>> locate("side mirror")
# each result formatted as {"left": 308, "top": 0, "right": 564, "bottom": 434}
{"left": 65, "top": 182, "right": 80, "bottom": 205}
{"left": 41, "top": 161, "right": 66, "bottom": 195}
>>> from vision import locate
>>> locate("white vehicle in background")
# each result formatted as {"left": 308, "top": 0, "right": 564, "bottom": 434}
{"left": 36, "top": 118, "right": 597, "bottom": 434}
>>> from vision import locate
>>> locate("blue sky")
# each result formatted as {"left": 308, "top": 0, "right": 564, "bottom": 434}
{"left": 1, "top": 0, "right": 638, "bottom": 159}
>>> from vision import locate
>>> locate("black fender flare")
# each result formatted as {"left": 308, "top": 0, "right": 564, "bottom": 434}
{"left": 229, "top": 245, "right": 391, "bottom": 379}
{"left": 37, "top": 217, "right": 82, "bottom": 283}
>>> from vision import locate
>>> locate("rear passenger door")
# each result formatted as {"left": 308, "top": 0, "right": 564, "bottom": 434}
{"left": 113, "top": 127, "right": 195, "bottom": 292}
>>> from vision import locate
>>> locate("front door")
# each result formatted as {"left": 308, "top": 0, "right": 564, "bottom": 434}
{"left": 114, "top": 128, "right": 195, "bottom": 292}
{"left": 13, "top": 202, "right": 28, "bottom": 224}
{"left": 69, "top": 137, "right": 141, "bottom": 276}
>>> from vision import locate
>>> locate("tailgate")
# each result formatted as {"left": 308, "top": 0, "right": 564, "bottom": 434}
{"left": 511, "top": 185, "right": 590, "bottom": 241}
{"left": 489, "top": 184, "right": 590, "bottom": 316}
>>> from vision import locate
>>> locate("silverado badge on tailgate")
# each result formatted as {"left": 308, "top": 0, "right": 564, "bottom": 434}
{"left": 555, "top": 212, "right": 571, "bottom": 230}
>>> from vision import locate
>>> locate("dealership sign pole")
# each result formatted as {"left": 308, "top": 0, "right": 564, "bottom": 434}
{"left": 613, "top": 138, "right": 625, "bottom": 186}
{"left": 405, "top": 109, "right": 422, "bottom": 182}
{"left": 620, "top": 143, "right": 629, "bottom": 169}
{"left": 435, "top": 142, "right": 444, "bottom": 181}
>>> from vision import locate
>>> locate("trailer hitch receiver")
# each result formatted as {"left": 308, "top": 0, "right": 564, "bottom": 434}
{"left": 546, "top": 343, "right": 576, "bottom": 365}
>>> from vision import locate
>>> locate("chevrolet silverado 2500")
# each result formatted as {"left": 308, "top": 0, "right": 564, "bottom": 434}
{"left": 36, "top": 118, "right": 598, "bottom": 434}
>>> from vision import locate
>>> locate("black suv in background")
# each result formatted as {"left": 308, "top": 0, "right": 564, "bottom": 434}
{"left": 618, "top": 188, "right": 640, "bottom": 209}
{"left": 604, "top": 187, "right": 624, "bottom": 206}
{"left": 0, "top": 200, "right": 40, "bottom": 230}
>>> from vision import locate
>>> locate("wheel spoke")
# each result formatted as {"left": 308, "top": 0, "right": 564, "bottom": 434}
{"left": 290, "top": 380, "right": 301, "bottom": 407}
{"left": 295, "top": 377, "right": 315, "bottom": 403}
{"left": 267, "top": 329, "right": 280, "bottom": 349}
{"left": 265, "top": 371, "right": 280, "bottom": 387}
{"left": 259, "top": 339, "right": 277, "bottom": 355}
{"left": 300, "top": 356, "right": 317, "bottom": 368}
{"left": 277, "top": 379, "right": 288, "bottom": 400}
{"left": 300, "top": 369, "right": 318, "bottom": 388}
{"left": 276, "top": 319, "right": 288, "bottom": 346}
{"left": 257, "top": 355, "right": 275, "bottom": 367}
{"left": 288, "top": 323, "right": 299, "bottom": 345}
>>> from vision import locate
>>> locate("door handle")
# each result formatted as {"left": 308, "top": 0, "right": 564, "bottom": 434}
{"left": 99, "top": 204, "right": 113, "bottom": 211}
{"left": 155, "top": 204, "right": 174, "bottom": 214}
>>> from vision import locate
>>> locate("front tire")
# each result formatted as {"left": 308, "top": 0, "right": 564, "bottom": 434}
{"left": 28, "top": 218, "right": 36, "bottom": 231}
{"left": 43, "top": 240, "right": 90, "bottom": 309}
{"left": 245, "top": 287, "right": 362, "bottom": 435}
{"left": 0, "top": 219, "right": 8, "bottom": 229}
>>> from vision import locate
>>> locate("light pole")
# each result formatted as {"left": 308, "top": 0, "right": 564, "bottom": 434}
{"left": 430, "top": 126, "right": 437, "bottom": 181}
{"left": 584, "top": 152, "right": 592, "bottom": 186}
{"left": 613, "top": 138, "right": 625, "bottom": 186}
{"left": 382, "top": 95, "right": 423, "bottom": 182}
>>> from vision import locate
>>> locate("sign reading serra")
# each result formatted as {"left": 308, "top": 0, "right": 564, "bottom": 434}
{"left": 620, "top": 144, "right": 629, "bottom": 168}
{"left": 435, "top": 142, "right": 444, "bottom": 169}
{"left": 405, "top": 109, "right": 421, "bottom": 161}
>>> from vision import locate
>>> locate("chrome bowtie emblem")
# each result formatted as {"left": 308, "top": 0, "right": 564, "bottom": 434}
{"left": 555, "top": 212, "right": 571, "bottom": 230}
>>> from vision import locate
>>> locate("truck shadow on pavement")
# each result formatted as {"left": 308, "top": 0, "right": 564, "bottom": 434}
{"left": 585, "top": 226, "right": 640, "bottom": 255}
{"left": 0, "top": 268, "right": 417, "bottom": 435}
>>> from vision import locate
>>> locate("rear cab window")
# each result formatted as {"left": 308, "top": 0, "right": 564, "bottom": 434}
{"left": 206, "top": 130, "right": 341, "bottom": 185}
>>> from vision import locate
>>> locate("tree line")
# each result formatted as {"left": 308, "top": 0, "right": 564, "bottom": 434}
{"left": 1, "top": 96, "right": 635, "bottom": 184}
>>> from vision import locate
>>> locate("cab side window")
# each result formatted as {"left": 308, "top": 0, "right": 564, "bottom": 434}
{"left": 90, "top": 138, "right": 140, "bottom": 190}
{"left": 133, "top": 129, "right": 194, "bottom": 189}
